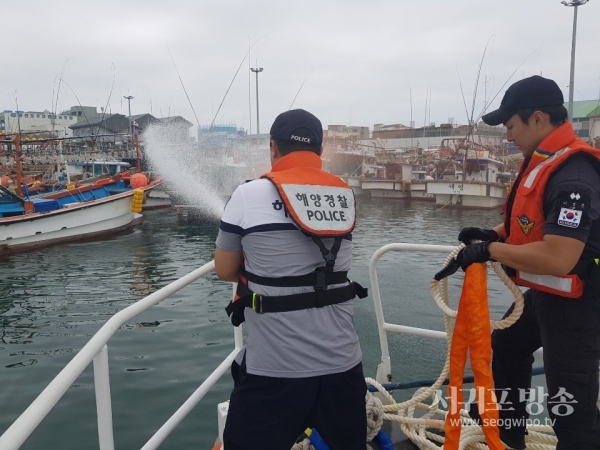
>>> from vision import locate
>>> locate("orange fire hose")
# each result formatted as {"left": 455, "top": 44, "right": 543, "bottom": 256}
{"left": 443, "top": 262, "right": 503, "bottom": 450}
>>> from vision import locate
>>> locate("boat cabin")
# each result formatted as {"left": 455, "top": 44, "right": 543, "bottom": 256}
{"left": 66, "top": 161, "right": 131, "bottom": 179}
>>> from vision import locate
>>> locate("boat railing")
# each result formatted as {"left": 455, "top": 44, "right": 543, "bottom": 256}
{"left": 0, "top": 260, "right": 243, "bottom": 450}
{"left": 369, "top": 243, "right": 456, "bottom": 385}
{"left": 1, "top": 242, "right": 540, "bottom": 450}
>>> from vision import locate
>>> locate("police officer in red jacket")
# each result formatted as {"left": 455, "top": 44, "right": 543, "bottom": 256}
{"left": 438, "top": 75, "right": 600, "bottom": 449}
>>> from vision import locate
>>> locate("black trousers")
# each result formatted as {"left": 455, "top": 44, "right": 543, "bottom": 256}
{"left": 492, "top": 287, "right": 600, "bottom": 449}
{"left": 223, "top": 358, "right": 367, "bottom": 450}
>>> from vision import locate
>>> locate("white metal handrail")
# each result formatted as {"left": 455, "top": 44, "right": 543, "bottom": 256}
{"left": 369, "top": 243, "right": 456, "bottom": 385}
{"left": 3, "top": 243, "right": 545, "bottom": 449}
{"left": 0, "top": 260, "right": 243, "bottom": 450}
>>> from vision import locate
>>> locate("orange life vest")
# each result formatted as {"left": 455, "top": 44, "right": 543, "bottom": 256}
{"left": 503, "top": 122, "right": 600, "bottom": 298}
{"left": 261, "top": 151, "right": 355, "bottom": 237}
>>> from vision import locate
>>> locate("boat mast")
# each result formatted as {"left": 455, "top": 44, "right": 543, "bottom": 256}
{"left": 14, "top": 133, "right": 24, "bottom": 198}
{"left": 134, "top": 133, "right": 141, "bottom": 173}
{"left": 59, "top": 148, "right": 71, "bottom": 185}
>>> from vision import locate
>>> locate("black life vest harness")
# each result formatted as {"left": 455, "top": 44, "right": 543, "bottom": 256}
{"left": 225, "top": 235, "right": 368, "bottom": 326}
{"left": 225, "top": 159, "right": 368, "bottom": 327}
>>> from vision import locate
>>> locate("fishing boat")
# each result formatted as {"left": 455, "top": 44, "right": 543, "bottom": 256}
{"left": 333, "top": 148, "right": 514, "bottom": 209}
{"left": 0, "top": 134, "right": 160, "bottom": 257}
{"left": 1, "top": 160, "right": 135, "bottom": 197}
{"left": 0, "top": 183, "right": 151, "bottom": 257}
{"left": 0, "top": 242, "right": 556, "bottom": 450}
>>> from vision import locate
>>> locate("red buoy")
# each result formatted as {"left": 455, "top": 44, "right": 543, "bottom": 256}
{"left": 130, "top": 173, "right": 148, "bottom": 188}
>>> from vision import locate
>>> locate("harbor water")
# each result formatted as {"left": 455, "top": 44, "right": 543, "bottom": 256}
{"left": 0, "top": 198, "right": 520, "bottom": 449}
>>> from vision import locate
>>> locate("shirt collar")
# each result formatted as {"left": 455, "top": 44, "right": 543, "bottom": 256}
{"left": 271, "top": 151, "right": 322, "bottom": 172}
{"left": 536, "top": 121, "right": 578, "bottom": 156}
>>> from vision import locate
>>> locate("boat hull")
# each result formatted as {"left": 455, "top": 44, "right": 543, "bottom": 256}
{"left": 0, "top": 192, "right": 142, "bottom": 256}
{"left": 426, "top": 180, "right": 507, "bottom": 209}
{"left": 144, "top": 188, "right": 172, "bottom": 210}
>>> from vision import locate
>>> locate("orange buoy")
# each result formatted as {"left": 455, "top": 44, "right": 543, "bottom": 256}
{"left": 1, "top": 176, "right": 10, "bottom": 188}
{"left": 130, "top": 173, "right": 148, "bottom": 189}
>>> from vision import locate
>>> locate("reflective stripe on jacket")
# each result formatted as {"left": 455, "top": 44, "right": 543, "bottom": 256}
{"left": 503, "top": 122, "right": 600, "bottom": 298}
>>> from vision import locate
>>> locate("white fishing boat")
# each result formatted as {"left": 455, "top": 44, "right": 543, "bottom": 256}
{"left": 144, "top": 186, "right": 173, "bottom": 210}
{"left": 0, "top": 242, "right": 558, "bottom": 450}
{"left": 0, "top": 133, "right": 160, "bottom": 256}
{"left": 0, "top": 188, "right": 145, "bottom": 257}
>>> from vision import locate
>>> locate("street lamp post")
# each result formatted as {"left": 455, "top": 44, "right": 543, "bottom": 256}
{"left": 123, "top": 95, "right": 134, "bottom": 147}
{"left": 561, "top": 0, "right": 588, "bottom": 122}
{"left": 250, "top": 67, "right": 263, "bottom": 134}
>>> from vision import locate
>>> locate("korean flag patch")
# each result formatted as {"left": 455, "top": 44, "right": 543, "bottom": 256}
{"left": 556, "top": 190, "right": 588, "bottom": 229}
{"left": 558, "top": 207, "right": 582, "bottom": 228}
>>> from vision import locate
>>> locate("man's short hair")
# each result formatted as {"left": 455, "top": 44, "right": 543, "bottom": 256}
{"left": 515, "top": 105, "right": 568, "bottom": 126}
{"left": 272, "top": 138, "right": 322, "bottom": 156}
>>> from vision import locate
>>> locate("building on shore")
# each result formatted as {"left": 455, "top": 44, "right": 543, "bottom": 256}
{"left": 68, "top": 106, "right": 100, "bottom": 121}
{"left": 324, "top": 125, "right": 370, "bottom": 140}
{"left": 132, "top": 114, "right": 161, "bottom": 132}
{"left": 1, "top": 103, "right": 194, "bottom": 139}
{"left": 568, "top": 100, "right": 600, "bottom": 140}
{"left": 369, "top": 122, "right": 505, "bottom": 150}
{"left": 197, "top": 123, "right": 246, "bottom": 144}
{"left": 1, "top": 110, "right": 78, "bottom": 137}
{"left": 158, "top": 116, "right": 194, "bottom": 141}
{"left": 587, "top": 106, "right": 600, "bottom": 149}
{"left": 69, "top": 114, "right": 131, "bottom": 140}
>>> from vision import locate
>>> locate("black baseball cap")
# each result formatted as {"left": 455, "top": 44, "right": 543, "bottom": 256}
{"left": 482, "top": 75, "right": 565, "bottom": 126}
{"left": 270, "top": 109, "right": 323, "bottom": 146}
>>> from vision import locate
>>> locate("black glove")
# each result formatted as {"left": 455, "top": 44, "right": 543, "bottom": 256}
{"left": 458, "top": 227, "right": 499, "bottom": 245}
{"left": 434, "top": 241, "right": 493, "bottom": 281}
{"left": 433, "top": 259, "right": 460, "bottom": 281}
{"left": 456, "top": 241, "right": 492, "bottom": 270}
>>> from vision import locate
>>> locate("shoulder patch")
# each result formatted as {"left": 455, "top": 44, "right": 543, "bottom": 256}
{"left": 517, "top": 214, "right": 535, "bottom": 236}
{"left": 558, "top": 208, "right": 582, "bottom": 228}
{"left": 556, "top": 191, "right": 589, "bottom": 229}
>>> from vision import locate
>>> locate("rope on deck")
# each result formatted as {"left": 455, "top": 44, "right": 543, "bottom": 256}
{"left": 287, "top": 245, "right": 600, "bottom": 449}
{"left": 364, "top": 245, "right": 563, "bottom": 449}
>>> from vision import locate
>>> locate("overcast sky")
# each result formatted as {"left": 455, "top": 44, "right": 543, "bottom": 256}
{"left": 3, "top": 0, "right": 599, "bottom": 133}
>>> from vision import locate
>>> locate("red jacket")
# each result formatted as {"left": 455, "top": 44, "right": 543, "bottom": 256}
{"left": 503, "top": 122, "right": 600, "bottom": 298}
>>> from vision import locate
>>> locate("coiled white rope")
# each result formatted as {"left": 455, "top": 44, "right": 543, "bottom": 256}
{"left": 288, "top": 245, "right": 600, "bottom": 449}
{"left": 366, "top": 393, "right": 384, "bottom": 441}
{"left": 291, "top": 437, "right": 313, "bottom": 450}
{"left": 364, "top": 245, "right": 560, "bottom": 449}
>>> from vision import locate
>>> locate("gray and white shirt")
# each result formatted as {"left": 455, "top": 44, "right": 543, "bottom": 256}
{"left": 216, "top": 178, "right": 362, "bottom": 378}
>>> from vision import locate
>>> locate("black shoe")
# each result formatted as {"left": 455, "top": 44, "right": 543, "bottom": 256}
{"left": 467, "top": 404, "right": 526, "bottom": 450}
